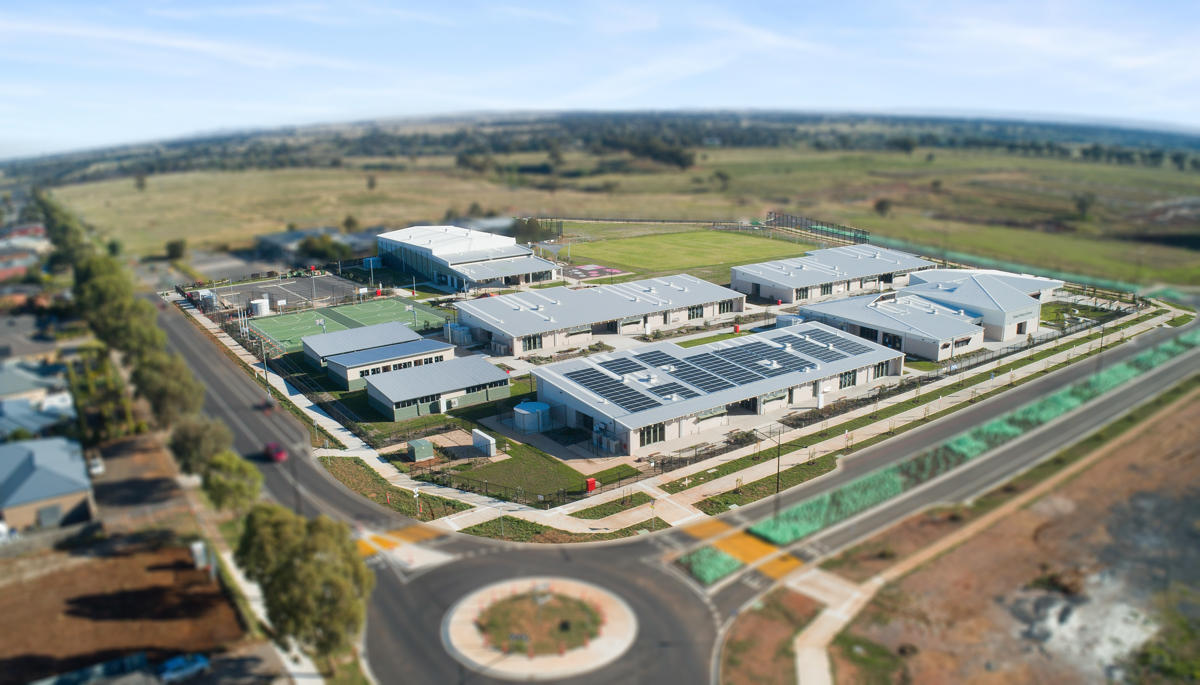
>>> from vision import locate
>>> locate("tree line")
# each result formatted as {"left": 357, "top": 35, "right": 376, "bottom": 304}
{"left": 38, "top": 192, "right": 373, "bottom": 671}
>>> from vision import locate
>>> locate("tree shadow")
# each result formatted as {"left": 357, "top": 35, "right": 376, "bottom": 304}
{"left": 65, "top": 587, "right": 222, "bottom": 622}
{"left": 0, "top": 648, "right": 172, "bottom": 685}
{"left": 93, "top": 476, "right": 182, "bottom": 507}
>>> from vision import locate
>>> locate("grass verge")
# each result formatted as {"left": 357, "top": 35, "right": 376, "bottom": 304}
{"left": 676, "top": 332, "right": 748, "bottom": 348}
{"left": 318, "top": 456, "right": 471, "bottom": 520}
{"left": 1168, "top": 314, "right": 1195, "bottom": 327}
{"left": 571, "top": 491, "right": 653, "bottom": 519}
{"left": 696, "top": 454, "right": 837, "bottom": 513}
{"left": 459, "top": 516, "right": 672, "bottom": 543}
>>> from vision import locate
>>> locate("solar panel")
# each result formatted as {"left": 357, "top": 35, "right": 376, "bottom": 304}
{"left": 781, "top": 334, "right": 847, "bottom": 363}
{"left": 563, "top": 368, "right": 662, "bottom": 413}
{"left": 634, "top": 350, "right": 734, "bottom": 394}
{"left": 597, "top": 358, "right": 645, "bottom": 376}
{"left": 716, "top": 342, "right": 815, "bottom": 377}
{"left": 646, "top": 382, "right": 700, "bottom": 399}
{"left": 685, "top": 353, "right": 763, "bottom": 385}
{"left": 805, "top": 329, "right": 873, "bottom": 356}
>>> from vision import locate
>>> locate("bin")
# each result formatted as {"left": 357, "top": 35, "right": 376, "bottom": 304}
{"left": 733, "top": 324, "right": 740, "bottom": 333}
{"left": 586, "top": 477, "right": 596, "bottom": 492}
{"left": 777, "top": 299, "right": 782, "bottom": 305}
{"left": 376, "top": 288, "right": 382, "bottom": 296}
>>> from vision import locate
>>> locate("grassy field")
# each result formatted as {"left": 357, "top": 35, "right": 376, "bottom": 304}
{"left": 51, "top": 147, "right": 1200, "bottom": 284}
{"left": 568, "top": 230, "right": 812, "bottom": 283}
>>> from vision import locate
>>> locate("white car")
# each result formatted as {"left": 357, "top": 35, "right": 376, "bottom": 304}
{"left": 88, "top": 457, "right": 105, "bottom": 477}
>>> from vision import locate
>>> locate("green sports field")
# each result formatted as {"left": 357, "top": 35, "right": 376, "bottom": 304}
{"left": 249, "top": 297, "right": 447, "bottom": 351}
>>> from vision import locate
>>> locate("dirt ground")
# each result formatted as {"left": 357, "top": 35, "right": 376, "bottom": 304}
{"left": 0, "top": 537, "right": 244, "bottom": 684}
{"left": 95, "top": 434, "right": 191, "bottom": 533}
{"left": 837, "top": 392, "right": 1200, "bottom": 685}
{"left": 722, "top": 589, "right": 823, "bottom": 685}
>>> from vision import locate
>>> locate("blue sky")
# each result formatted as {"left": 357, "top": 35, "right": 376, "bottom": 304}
{"left": 2, "top": 1, "right": 1198, "bottom": 158}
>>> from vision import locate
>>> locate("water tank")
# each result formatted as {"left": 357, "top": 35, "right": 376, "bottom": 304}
{"left": 512, "top": 401, "right": 550, "bottom": 433}
{"left": 250, "top": 299, "right": 271, "bottom": 317}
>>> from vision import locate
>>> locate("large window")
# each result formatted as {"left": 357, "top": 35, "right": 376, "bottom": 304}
{"left": 820, "top": 283, "right": 833, "bottom": 296}
{"left": 640, "top": 422, "right": 666, "bottom": 446}
{"left": 718, "top": 299, "right": 735, "bottom": 314}
{"left": 873, "top": 361, "right": 888, "bottom": 379}
{"left": 688, "top": 305, "right": 704, "bottom": 320}
{"left": 522, "top": 334, "right": 543, "bottom": 351}
{"left": 795, "top": 287, "right": 809, "bottom": 300}
{"left": 954, "top": 337, "right": 972, "bottom": 349}
{"left": 882, "top": 332, "right": 903, "bottom": 350}
{"left": 839, "top": 369, "right": 857, "bottom": 389}
{"left": 857, "top": 326, "right": 879, "bottom": 342}
{"left": 395, "top": 393, "right": 441, "bottom": 409}
{"left": 465, "top": 379, "right": 509, "bottom": 394}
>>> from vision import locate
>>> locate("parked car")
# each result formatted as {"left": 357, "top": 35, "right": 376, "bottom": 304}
{"left": 158, "top": 654, "right": 211, "bottom": 683}
{"left": 264, "top": 442, "right": 288, "bottom": 463}
{"left": 88, "top": 457, "right": 105, "bottom": 477}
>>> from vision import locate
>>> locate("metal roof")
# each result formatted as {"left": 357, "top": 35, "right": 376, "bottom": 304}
{"left": 904, "top": 274, "right": 1040, "bottom": 314}
{"left": 907, "top": 268, "right": 1064, "bottom": 294}
{"left": 0, "top": 397, "right": 76, "bottom": 437}
{"left": 452, "top": 255, "right": 558, "bottom": 282}
{"left": 367, "top": 355, "right": 511, "bottom": 402}
{"left": 732, "top": 245, "right": 935, "bottom": 289}
{"left": 0, "top": 360, "right": 66, "bottom": 400}
{"left": 302, "top": 321, "right": 423, "bottom": 359}
{"left": 453, "top": 275, "right": 743, "bottom": 338}
{"left": 799, "top": 293, "right": 983, "bottom": 341}
{"left": 0, "top": 437, "right": 89, "bottom": 509}
{"left": 325, "top": 339, "right": 455, "bottom": 371}
{"left": 532, "top": 322, "right": 902, "bottom": 432}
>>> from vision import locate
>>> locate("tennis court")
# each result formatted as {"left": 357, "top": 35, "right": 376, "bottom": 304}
{"left": 248, "top": 297, "right": 447, "bottom": 352}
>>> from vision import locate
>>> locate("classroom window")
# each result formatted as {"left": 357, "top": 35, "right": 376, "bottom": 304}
{"left": 839, "top": 369, "right": 857, "bottom": 389}
{"left": 796, "top": 287, "right": 809, "bottom": 300}
{"left": 718, "top": 300, "right": 735, "bottom": 314}
{"left": 371, "top": 367, "right": 381, "bottom": 375}
{"left": 857, "top": 326, "right": 879, "bottom": 342}
{"left": 662, "top": 312, "right": 669, "bottom": 324}
{"left": 523, "top": 334, "right": 543, "bottom": 351}
{"left": 688, "top": 305, "right": 704, "bottom": 320}
{"left": 413, "top": 358, "right": 423, "bottom": 366}
{"left": 882, "top": 332, "right": 902, "bottom": 350}
{"left": 359, "top": 370, "right": 370, "bottom": 378}
{"left": 434, "top": 355, "right": 444, "bottom": 362}
{"left": 873, "top": 361, "right": 888, "bottom": 378}
{"left": 820, "top": 283, "right": 833, "bottom": 296}
{"left": 639, "top": 422, "right": 666, "bottom": 446}
{"left": 954, "top": 337, "right": 972, "bottom": 349}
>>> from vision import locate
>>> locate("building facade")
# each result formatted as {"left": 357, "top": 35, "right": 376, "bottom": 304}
{"left": 366, "top": 356, "right": 513, "bottom": 421}
{"left": 324, "top": 339, "right": 456, "bottom": 390}
{"left": 376, "top": 225, "right": 559, "bottom": 291}
{"left": 730, "top": 245, "right": 935, "bottom": 305}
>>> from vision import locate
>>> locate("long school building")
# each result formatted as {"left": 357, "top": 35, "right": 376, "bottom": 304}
{"left": 324, "top": 339, "right": 456, "bottom": 390}
{"left": 366, "top": 356, "right": 512, "bottom": 421}
{"left": 532, "top": 322, "right": 903, "bottom": 456}
{"left": 376, "top": 225, "right": 559, "bottom": 291}
{"left": 730, "top": 245, "right": 935, "bottom": 305}
{"left": 454, "top": 275, "right": 745, "bottom": 357}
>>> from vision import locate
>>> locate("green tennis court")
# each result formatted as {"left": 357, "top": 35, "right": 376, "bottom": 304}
{"left": 248, "top": 297, "right": 447, "bottom": 352}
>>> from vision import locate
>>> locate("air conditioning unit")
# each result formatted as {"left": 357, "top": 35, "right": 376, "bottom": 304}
{"left": 446, "top": 398, "right": 458, "bottom": 409}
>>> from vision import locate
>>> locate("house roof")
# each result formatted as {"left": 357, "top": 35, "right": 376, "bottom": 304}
{"left": 532, "top": 322, "right": 902, "bottom": 432}
{"left": 302, "top": 321, "right": 423, "bottom": 360}
{"left": 904, "top": 274, "right": 1040, "bottom": 314}
{"left": 799, "top": 293, "right": 983, "bottom": 342}
{"left": 0, "top": 437, "right": 89, "bottom": 509}
{"left": 732, "top": 246, "right": 935, "bottom": 290}
{"left": 0, "top": 397, "right": 76, "bottom": 437}
{"left": 325, "top": 339, "right": 455, "bottom": 371}
{"left": 0, "top": 360, "right": 66, "bottom": 400}
{"left": 907, "top": 268, "right": 1064, "bottom": 294}
{"left": 367, "top": 356, "right": 511, "bottom": 402}
{"left": 451, "top": 255, "right": 558, "bottom": 282}
{"left": 453, "top": 275, "right": 743, "bottom": 338}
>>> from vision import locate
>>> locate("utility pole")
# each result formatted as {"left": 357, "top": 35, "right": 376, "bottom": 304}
{"left": 291, "top": 449, "right": 301, "bottom": 515}
{"left": 311, "top": 270, "right": 316, "bottom": 308}
{"left": 774, "top": 437, "right": 784, "bottom": 519}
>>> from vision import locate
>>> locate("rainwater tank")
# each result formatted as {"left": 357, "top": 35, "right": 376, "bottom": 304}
{"left": 512, "top": 401, "right": 550, "bottom": 433}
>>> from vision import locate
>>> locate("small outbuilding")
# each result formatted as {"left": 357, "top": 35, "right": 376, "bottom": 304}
{"left": 366, "top": 356, "right": 512, "bottom": 421}
{"left": 324, "top": 339, "right": 456, "bottom": 390}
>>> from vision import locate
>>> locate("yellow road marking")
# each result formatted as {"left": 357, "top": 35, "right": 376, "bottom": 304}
{"left": 758, "top": 554, "right": 804, "bottom": 580}
{"left": 682, "top": 519, "right": 733, "bottom": 540}
{"left": 368, "top": 534, "right": 401, "bottom": 551}
{"left": 712, "top": 531, "right": 778, "bottom": 565}
{"left": 356, "top": 539, "right": 378, "bottom": 557}
{"left": 386, "top": 526, "right": 445, "bottom": 543}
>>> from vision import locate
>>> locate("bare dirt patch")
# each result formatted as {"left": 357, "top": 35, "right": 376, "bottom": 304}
{"left": 721, "top": 588, "right": 823, "bottom": 685}
{"left": 0, "top": 537, "right": 243, "bottom": 685}
{"left": 840, "top": 391, "right": 1200, "bottom": 684}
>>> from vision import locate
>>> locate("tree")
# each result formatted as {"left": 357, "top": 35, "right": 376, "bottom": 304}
{"left": 135, "top": 174, "right": 146, "bottom": 191}
{"left": 931, "top": 179, "right": 943, "bottom": 193}
{"left": 874, "top": 198, "right": 893, "bottom": 216}
{"left": 712, "top": 170, "right": 731, "bottom": 191}
{"left": 925, "top": 152, "right": 936, "bottom": 162}
{"left": 886, "top": 136, "right": 917, "bottom": 154}
{"left": 342, "top": 215, "right": 359, "bottom": 233}
{"left": 203, "top": 451, "right": 263, "bottom": 515}
{"left": 547, "top": 141, "right": 564, "bottom": 166}
{"left": 1170, "top": 152, "right": 1188, "bottom": 171}
{"left": 1074, "top": 192, "right": 1096, "bottom": 218}
{"left": 467, "top": 202, "right": 484, "bottom": 217}
{"left": 169, "top": 415, "right": 233, "bottom": 474}
{"left": 107, "top": 238, "right": 122, "bottom": 256}
{"left": 166, "top": 239, "right": 187, "bottom": 260}
{"left": 366, "top": 174, "right": 376, "bottom": 190}
{"left": 299, "top": 234, "right": 352, "bottom": 262}
{"left": 113, "top": 299, "right": 167, "bottom": 362}
{"left": 236, "top": 505, "right": 375, "bottom": 667}
{"left": 131, "top": 351, "right": 205, "bottom": 427}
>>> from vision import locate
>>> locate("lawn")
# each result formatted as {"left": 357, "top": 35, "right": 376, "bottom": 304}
{"left": 318, "top": 456, "right": 471, "bottom": 520}
{"left": 459, "top": 515, "right": 672, "bottom": 543}
{"left": 571, "top": 491, "right": 653, "bottom": 520}
{"left": 569, "top": 231, "right": 813, "bottom": 282}
{"left": 52, "top": 147, "right": 1200, "bottom": 284}
{"left": 1040, "top": 301, "right": 1112, "bottom": 324}
{"left": 677, "top": 332, "right": 749, "bottom": 348}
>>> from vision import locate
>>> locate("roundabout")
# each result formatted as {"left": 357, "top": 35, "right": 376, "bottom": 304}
{"left": 441, "top": 577, "right": 638, "bottom": 682}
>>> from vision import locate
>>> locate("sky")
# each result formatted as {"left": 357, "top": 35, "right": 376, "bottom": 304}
{"left": 2, "top": 0, "right": 1198, "bottom": 158}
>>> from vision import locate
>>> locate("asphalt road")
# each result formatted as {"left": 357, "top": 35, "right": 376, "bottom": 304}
{"left": 157, "top": 295, "right": 1197, "bottom": 684}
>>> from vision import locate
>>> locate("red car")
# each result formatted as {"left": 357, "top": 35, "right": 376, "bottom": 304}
{"left": 264, "top": 443, "right": 288, "bottom": 463}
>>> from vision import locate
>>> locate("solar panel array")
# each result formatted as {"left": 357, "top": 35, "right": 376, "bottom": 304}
{"left": 716, "top": 342, "right": 815, "bottom": 376}
{"left": 685, "top": 352, "right": 763, "bottom": 385}
{"left": 780, "top": 334, "right": 847, "bottom": 363}
{"left": 805, "top": 329, "right": 873, "bottom": 356}
{"left": 646, "top": 382, "right": 700, "bottom": 399}
{"left": 563, "top": 368, "right": 662, "bottom": 413}
{"left": 634, "top": 350, "right": 734, "bottom": 394}
{"left": 597, "top": 358, "right": 646, "bottom": 376}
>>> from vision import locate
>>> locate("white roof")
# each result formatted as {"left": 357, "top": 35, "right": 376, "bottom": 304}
{"left": 907, "top": 268, "right": 1064, "bottom": 294}
{"left": 733, "top": 245, "right": 935, "bottom": 289}
{"left": 799, "top": 293, "right": 983, "bottom": 341}
{"left": 302, "top": 321, "right": 423, "bottom": 359}
{"left": 904, "top": 274, "right": 1041, "bottom": 314}
{"left": 533, "top": 322, "right": 902, "bottom": 432}
{"left": 454, "top": 275, "right": 743, "bottom": 338}
{"left": 376, "top": 225, "right": 522, "bottom": 260}
{"left": 368, "top": 356, "right": 511, "bottom": 402}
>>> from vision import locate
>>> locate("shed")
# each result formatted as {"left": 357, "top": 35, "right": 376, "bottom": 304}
{"left": 408, "top": 439, "right": 435, "bottom": 462}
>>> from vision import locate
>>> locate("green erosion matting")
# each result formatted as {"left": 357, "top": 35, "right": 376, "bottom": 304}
{"left": 677, "top": 547, "right": 744, "bottom": 586}
{"left": 750, "top": 329, "right": 1200, "bottom": 547}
